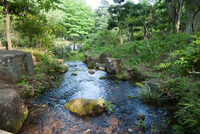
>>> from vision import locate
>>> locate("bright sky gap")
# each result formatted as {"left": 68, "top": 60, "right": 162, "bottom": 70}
{"left": 86, "top": 0, "right": 139, "bottom": 10}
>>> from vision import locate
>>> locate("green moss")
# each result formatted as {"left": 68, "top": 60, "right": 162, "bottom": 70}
{"left": 99, "top": 76, "right": 106, "bottom": 79}
{"left": 135, "top": 82, "right": 144, "bottom": 88}
{"left": 127, "top": 95, "right": 135, "bottom": 98}
{"left": 115, "top": 80, "right": 120, "bottom": 83}
{"left": 64, "top": 99, "right": 106, "bottom": 116}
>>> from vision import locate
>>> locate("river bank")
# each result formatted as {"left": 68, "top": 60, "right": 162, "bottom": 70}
{"left": 0, "top": 48, "right": 68, "bottom": 133}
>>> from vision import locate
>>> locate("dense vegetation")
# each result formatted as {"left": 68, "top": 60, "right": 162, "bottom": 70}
{"left": 0, "top": 0, "right": 200, "bottom": 133}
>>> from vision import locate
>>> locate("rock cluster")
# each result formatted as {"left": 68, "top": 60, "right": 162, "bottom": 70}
{"left": 83, "top": 51, "right": 131, "bottom": 80}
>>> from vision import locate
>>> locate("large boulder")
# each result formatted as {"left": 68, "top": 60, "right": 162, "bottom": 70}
{"left": 87, "top": 56, "right": 98, "bottom": 64}
{"left": 64, "top": 98, "right": 106, "bottom": 116}
{"left": 0, "top": 89, "right": 28, "bottom": 133}
{"left": 105, "top": 58, "right": 121, "bottom": 74}
{"left": 99, "top": 52, "right": 112, "bottom": 63}
{"left": 87, "top": 61, "right": 96, "bottom": 69}
{"left": 0, "top": 50, "right": 34, "bottom": 83}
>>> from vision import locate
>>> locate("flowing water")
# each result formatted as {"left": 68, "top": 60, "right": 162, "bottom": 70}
{"left": 19, "top": 61, "right": 172, "bottom": 134}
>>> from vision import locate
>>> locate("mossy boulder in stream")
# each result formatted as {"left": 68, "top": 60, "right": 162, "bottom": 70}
{"left": 64, "top": 98, "right": 106, "bottom": 116}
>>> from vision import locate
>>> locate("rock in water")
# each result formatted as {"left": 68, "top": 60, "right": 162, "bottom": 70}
{"left": 64, "top": 98, "right": 106, "bottom": 116}
{"left": 0, "top": 89, "right": 28, "bottom": 133}
{"left": 88, "top": 69, "right": 95, "bottom": 74}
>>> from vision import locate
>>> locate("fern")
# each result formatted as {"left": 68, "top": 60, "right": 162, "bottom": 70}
{"left": 99, "top": 98, "right": 114, "bottom": 112}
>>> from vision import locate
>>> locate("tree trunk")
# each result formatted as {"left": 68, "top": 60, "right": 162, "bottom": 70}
{"left": 143, "top": 22, "right": 152, "bottom": 55}
{"left": 73, "top": 36, "right": 76, "bottom": 51}
{"left": 130, "top": 26, "right": 134, "bottom": 41}
{"left": 143, "top": 25, "right": 146, "bottom": 40}
{"left": 29, "top": 36, "right": 32, "bottom": 48}
{"left": 118, "top": 21, "right": 123, "bottom": 45}
{"left": 4, "top": 0, "right": 12, "bottom": 50}
{"left": 186, "top": 0, "right": 200, "bottom": 35}
{"left": 119, "top": 28, "right": 123, "bottom": 45}
{"left": 166, "top": 0, "right": 184, "bottom": 34}
{"left": 186, "top": 9, "right": 194, "bottom": 35}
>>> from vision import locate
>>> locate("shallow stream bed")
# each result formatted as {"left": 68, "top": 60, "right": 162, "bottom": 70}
{"left": 19, "top": 61, "right": 172, "bottom": 134}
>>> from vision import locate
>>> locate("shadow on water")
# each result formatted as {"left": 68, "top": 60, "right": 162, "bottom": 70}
{"left": 19, "top": 59, "right": 173, "bottom": 133}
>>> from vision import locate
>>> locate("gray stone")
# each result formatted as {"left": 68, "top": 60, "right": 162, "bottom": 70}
{"left": 0, "top": 89, "right": 28, "bottom": 133}
{"left": 99, "top": 52, "right": 112, "bottom": 63}
{"left": 0, "top": 50, "right": 34, "bottom": 83}
{"left": 105, "top": 58, "right": 121, "bottom": 74}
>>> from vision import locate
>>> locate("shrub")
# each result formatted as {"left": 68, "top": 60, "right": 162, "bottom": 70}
{"left": 173, "top": 96, "right": 200, "bottom": 134}
{"left": 138, "top": 85, "right": 168, "bottom": 105}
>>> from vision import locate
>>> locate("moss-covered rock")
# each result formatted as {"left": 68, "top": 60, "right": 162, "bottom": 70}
{"left": 150, "top": 53, "right": 170, "bottom": 67}
{"left": 135, "top": 82, "right": 144, "bottom": 88}
{"left": 99, "top": 76, "right": 106, "bottom": 79}
{"left": 64, "top": 98, "right": 106, "bottom": 116}
{"left": 87, "top": 61, "right": 96, "bottom": 69}
{"left": 116, "top": 70, "right": 131, "bottom": 80}
{"left": 0, "top": 89, "right": 28, "bottom": 133}
{"left": 71, "top": 73, "right": 78, "bottom": 76}
{"left": 57, "top": 64, "right": 69, "bottom": 74}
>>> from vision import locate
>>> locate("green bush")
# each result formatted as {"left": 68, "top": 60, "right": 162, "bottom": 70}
{"left": 138, "top": 85, "right": 168, "bottom": 105}
{"left": 173, "top": 96, "right": 200, "bottom": 134}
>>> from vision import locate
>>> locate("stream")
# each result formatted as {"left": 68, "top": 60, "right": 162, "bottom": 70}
{"left": 19, "top": 60, "right": 172, "bottom": 134}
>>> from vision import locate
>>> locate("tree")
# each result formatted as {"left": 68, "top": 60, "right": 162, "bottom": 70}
{"left": 0, "top": 0, "right": 12, "bottom": 50}
{"left": 63, "top": 0, "right": 95, "bottom": 48}
{"left": 108, "top": 0, "right": 127, "bottom": 45}
{"left": 165, "top": 0, "right": 184, "bottom": 34}
{"left": 94, "top": 0, "right": 110, "bottom": 31}
{"left": 0, "top": 0, "right": 61, "bottom": 50}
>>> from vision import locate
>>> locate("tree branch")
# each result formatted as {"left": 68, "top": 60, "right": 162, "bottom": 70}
{"left": 189, "top": 70, "right": 200, "bottom": 74}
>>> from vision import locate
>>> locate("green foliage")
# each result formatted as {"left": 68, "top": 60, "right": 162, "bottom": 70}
{"left": 173, "top": 96, "right": 200, "bottom": 134}
{"left": 137, "top": 119, "right": 146, "bottom": 131}
{"left": 138, "top": 85, "right": 168, "bottom": 105}
{"left": 17, "top": 49, "right": 65, "bottom": 98}
{"left": 63, "top": 0, "right": 95, "bottom": 41}
{"left": 99, "top": 98, "right": 114, "bottom": 112}
{"left": 163, "top": 77, "right": 189, "bottom": 100}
